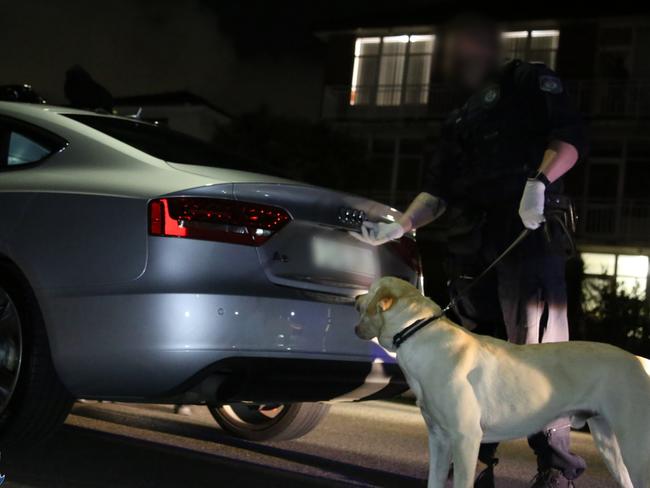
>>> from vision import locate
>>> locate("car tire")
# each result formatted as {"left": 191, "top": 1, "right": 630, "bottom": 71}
{"left": 208, "top": 402, "right": 330, "bottom": 441}
{"left": 0, "top": 270, "right": 73, "bottom": 447}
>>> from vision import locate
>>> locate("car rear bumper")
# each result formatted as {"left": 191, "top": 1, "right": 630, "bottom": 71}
{"left": 41, "top": 291, "right": 401, "bottom": 401}
{"left": 164, "top": 357, "right": 408, "bottom": 405}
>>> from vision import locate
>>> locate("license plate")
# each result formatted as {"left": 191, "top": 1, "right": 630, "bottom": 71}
{"left": 311, "top": 237, "right": 377, "bottom": 276}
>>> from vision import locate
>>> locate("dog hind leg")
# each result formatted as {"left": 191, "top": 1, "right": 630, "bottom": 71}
{"left": 616, "top": 422, "right": 650, "bottom": 488}
{"left": 588, "top": 416, "right": 633, "bottom": 488}
{"left": 616, "top": 362, "right": 650, "bottom": 487}
{"left": 606, "top": 398, "right": 650, "bottom": 487}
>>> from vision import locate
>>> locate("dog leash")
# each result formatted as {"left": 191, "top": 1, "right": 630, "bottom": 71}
{"left": 446, "top": 228, "right": 531, "bottom": 312}
{"left": 392, "top": 228, "right": 531, "bottom": 349}
{"left": 393, "top": 314, "right": 445, "bottom": 349}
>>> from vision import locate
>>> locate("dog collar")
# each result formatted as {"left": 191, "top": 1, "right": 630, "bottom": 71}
{"left": 392, "top": 312, "right": 445, "bottom": 349}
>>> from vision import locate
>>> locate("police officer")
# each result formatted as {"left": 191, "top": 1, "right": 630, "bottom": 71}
{"left": 353, "top": 15, "right": 586, "bottom": 488}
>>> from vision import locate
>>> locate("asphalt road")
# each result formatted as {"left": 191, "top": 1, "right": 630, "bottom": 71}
{"left": 1, "top": 401, "right": 617, "bottom": 487}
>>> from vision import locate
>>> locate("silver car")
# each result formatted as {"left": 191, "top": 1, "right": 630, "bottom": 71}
{"left": 0, "top": 101, "right": 418, "bottom": 444}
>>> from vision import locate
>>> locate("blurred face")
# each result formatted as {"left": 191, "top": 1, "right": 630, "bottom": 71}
{"left": 443, "top": 28, "right": 500, "bottom": 91}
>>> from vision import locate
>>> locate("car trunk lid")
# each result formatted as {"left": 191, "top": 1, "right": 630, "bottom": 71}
{"left": 233, "top": 183, "right": 420, "bottom": 296}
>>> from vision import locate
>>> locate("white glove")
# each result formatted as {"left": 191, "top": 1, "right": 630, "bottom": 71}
{"left": 519, "top": 179, "right": 546, "bottom": 230}
{"left": 349, "top": 221, "right": 405, "bottom": 246}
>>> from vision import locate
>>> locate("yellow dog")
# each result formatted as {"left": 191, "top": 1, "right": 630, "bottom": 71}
{"left": 355, "top": 277, "right": 650, "bottom": 488}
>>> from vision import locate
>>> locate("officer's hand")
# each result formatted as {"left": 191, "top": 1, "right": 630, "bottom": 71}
{"left": 518, "top": 179, "right": 546, "bottom": 230}
{"left": 349, "top": 221, "right": 405, "bottom": 246}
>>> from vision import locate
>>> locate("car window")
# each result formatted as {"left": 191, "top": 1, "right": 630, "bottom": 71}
{"left": 7, "top": 131, "right": 51, "bottom": 166}
{"left": 0, "top": 119, "right": 66, "bottom": 170}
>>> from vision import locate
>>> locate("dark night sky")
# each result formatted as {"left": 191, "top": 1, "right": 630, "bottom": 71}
{"left": 3, "top": 0, "right": 648, "bottom": 117}
{"left": 207, "top": 0, "right": 650, "bottom": 56}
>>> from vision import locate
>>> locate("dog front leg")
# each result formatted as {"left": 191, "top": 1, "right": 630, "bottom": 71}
{"left": 438, "top": 385, "right": 483, "bottom": 488}
{"left": 450, "top": 431, "right": 482, "bottom": 488}
{"left": 427, "top": 428, "right": 451, "bottom": 488}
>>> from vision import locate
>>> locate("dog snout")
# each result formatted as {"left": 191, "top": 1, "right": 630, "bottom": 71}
{"left": 354, "top": 323, "right": 369, "bottom": 339}
{"left": 355, "top": 322, "right": 374, "bottom": 340}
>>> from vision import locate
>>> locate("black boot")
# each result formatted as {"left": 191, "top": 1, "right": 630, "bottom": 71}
{"left": 528, "top": 422, "right": 586, "bottom": 483}
{"left": 530, "top": 468, "right": 575, "bottom": 488}
{"left": 474, "top": 458, "right": 498, "bottom": 488}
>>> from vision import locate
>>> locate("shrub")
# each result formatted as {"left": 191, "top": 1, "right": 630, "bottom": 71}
{"left": 579, "top": 274, "right": 650, "bottom": 356}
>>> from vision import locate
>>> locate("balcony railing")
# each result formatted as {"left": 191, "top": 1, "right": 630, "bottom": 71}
{"left": 323, "top": 80, "right": 650, "bottom": 121}
{"left": 566, "top": 80, "right": 650, "bottom": 120}
{"left": 322, "top": 84, "right": 457, "bottom": 120}
{"left": 574, "top": 199, "right": 650, "bottom": 244}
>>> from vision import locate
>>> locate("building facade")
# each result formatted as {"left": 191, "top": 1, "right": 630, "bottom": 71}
{"left": 318, "top": 15, "right": 650, "bottom": 298}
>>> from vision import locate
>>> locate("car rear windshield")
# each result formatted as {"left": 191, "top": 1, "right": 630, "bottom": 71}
{"left": 64, "top": 114, "right": 274, "bottom": 174}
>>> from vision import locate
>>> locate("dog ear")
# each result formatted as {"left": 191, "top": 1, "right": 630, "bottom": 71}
{"left": 365, "top": 285, "right": 396, "bottom": 316}
{"left": 377, "top": 296, "right": 394, "bottom": 312}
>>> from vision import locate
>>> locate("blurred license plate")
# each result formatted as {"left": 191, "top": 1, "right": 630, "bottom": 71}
{"left": 311, "top": 237, "right": 376, "bottom": 276}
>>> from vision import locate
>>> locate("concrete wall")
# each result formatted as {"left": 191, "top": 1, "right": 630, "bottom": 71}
{"left": 0, "top": 0, "right": 324, "bottom": 119}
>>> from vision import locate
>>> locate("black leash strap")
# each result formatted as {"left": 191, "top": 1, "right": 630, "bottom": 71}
{"left": 392, "top": 314, "right": 444, "bottom": 349}
{"left": 447, "top": 228, "right": 530, "bottom": 311}
{"left": 392, "top": 228, "right": 531, "bottom": 350}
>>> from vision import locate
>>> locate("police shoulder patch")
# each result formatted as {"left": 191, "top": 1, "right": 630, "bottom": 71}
{"left": 539, "top": 75, "right": 563, "bottom": 94}
{"left": 481, "top": 85, "right": 500, "bottom": 107}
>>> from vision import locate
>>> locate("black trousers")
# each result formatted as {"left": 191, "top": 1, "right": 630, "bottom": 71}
{"left": 445, "top": 206, "right": 586, "bottom": 481}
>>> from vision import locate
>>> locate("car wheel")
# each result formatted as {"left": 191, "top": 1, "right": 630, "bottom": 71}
{"left": 208, "top": 402, "right": 329, "bottom": 441}
{"left": 0, "top": 273, "right": 73, "bottom": 447}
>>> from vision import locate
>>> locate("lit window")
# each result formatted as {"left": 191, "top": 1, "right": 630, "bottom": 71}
{"left": 616, "top": 255, "right": 649, "bottom": 295}
{"left": 350, "top": 34, "right": 435, "bottom": 107}
{"left": 502, "top": 29, "right": 560, "bottom": 69}
{"left": 582, "top": 252, "right": 616, "bottom": 276}
{"left": 582, "top": 252, "right": 648, "bottom": 297}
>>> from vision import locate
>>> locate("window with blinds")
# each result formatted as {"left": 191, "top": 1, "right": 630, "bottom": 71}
{"left": 502, "top": 30, "right": 560, "bottom": 69}
{"left": 350, "top": 34, "right": 435, "bottom": 106}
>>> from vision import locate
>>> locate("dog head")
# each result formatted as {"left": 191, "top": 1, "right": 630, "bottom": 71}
{"left": 354, "top": 277, "right": 442, "bottom": 351}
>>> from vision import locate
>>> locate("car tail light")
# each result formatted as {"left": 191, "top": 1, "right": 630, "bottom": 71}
{"left": 149, "top": 197, "right": 291, "bottom": 246}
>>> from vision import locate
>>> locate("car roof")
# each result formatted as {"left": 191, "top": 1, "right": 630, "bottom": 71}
{"left": 0, "top": 101, "right": 294, "bottom": 198}
{"left": 0, "top": 101, "right": 155, "bottom": 126}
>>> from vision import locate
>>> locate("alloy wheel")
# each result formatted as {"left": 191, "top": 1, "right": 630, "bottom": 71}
{"left": 0, "top": 289, "right": 22, "bottom": 414}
